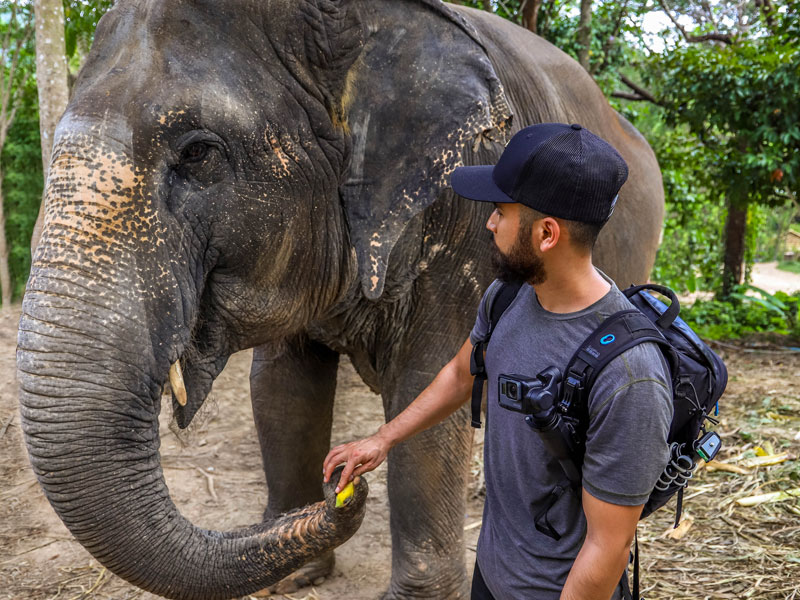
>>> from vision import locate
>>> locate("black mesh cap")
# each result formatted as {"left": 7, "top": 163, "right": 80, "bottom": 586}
{"left": 450, "top": 123, "right": 629, "bottom": 224}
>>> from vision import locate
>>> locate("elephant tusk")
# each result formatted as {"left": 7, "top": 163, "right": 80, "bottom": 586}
{"left": 169, "top": 361, "right": 188, "bottom": 407}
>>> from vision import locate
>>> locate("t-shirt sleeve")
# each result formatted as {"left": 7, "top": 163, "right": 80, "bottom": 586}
{"left": 581, "top": 343, "right": 673, "bottom": 506}
{"left": 469, "top": 280, "right": 502, "bottom": 345}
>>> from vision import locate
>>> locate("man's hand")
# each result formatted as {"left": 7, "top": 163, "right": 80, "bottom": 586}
{"left": 323, "top": 431, "right": 391, "bottom": 493}
{"left": 561, "top": 489, "right": 642, "bottom": 600}
{"left": 322, "top": 337, "right": 474, "bottom": 494}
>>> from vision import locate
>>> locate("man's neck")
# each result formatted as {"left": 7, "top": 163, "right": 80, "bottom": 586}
{"left": 532, "top": 258, "right": 610, "bottom": 314}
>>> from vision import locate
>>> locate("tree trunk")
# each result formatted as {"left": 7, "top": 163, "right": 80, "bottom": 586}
{"left": 521, "top": 0, "right": 543, "bottom": 33}
{"left": 721, "top": 199, "right": 747, "bottom": 298}
{"left": 577, "top": 0, "right": 592, "bottom": 71}
{"left": 0, "top": 168, "right": 11, "bottom": 308}
{"left": 30, "top": 0, "right": 70, "bottom": 254}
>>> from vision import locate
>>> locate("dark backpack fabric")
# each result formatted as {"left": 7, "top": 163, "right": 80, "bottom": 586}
{"left": 470, "top": 282, "right": 727, "bottom": 516}
{"left": 559, "top": 283, "right": 727, "bottom": 519}
{"left": 622, "top": 284, "right": 727, "bottom": 516}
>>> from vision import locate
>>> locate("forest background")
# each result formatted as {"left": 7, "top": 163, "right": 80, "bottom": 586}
{"left": 2, "top": 0, "right": 800, "bottom": 341}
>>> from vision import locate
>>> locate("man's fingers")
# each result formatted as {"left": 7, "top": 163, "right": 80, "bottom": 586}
{"left": 337, "top": 457, "right": 360, "bottom": 493}
{"left": 323, "top": 446, "right": 348, "bottom": 482}
{"left": 352, "top": 463, "right": 371, "bottom": 478}
{"left": 353, "top": 454, "right": 384, "bottom": 478}
{"left": 324, "top": 440, "right": 384, "bottom": 488}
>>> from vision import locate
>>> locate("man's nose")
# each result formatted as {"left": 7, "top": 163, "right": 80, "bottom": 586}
{"left": 486, "top": 210, "right": 498, "bottom": 233}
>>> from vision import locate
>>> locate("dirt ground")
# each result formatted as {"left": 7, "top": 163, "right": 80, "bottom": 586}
{"left": 1, "top": 301, "right": 799, "bottom": 600}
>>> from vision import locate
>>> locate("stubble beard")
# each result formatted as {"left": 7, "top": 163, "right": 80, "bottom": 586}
{"left": 490, "top": 222, "right": 547, "bottom": 286}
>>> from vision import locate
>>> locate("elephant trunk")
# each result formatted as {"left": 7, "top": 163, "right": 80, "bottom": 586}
{"left": 17, "top": 134, "right": 366, "bottom": 599}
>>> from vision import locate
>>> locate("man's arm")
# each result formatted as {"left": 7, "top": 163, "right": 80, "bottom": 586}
{"left": 560, "top": 490, "right": 641, "bottom": 600}
{"left": 323, "top": 337, "right": 475, "bottom": 492}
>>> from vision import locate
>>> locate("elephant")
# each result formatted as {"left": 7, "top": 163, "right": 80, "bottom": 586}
{"left": 17, "top": 0, "right": 664, "bottom": 598}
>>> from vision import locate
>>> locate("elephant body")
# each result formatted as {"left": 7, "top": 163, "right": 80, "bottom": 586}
{"left": 18, "top": 1, "right": 663, "bottom": 598}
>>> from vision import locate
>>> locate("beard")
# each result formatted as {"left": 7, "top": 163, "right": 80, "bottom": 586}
{"left": 490, "top": 223, "right": 547, "bottom": 285}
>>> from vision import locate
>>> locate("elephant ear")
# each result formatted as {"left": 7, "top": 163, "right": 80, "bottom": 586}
{"left": 337, "top": 0, "right": 512, "bottom": 299}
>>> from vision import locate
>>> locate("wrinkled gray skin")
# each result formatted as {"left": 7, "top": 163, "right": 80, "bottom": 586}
{"left": 17, "top": 1, "right": 664, "bottom": 599}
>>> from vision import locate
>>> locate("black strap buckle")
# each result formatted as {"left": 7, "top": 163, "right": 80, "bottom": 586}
{"left": 560, "top": 372, "right": 583, "bottom": 413}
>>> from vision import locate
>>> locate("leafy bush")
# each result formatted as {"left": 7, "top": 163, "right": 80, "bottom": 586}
{"left": 682, "top": 286, "right": 800, "bottom": 340}
{"left": 2, "top": 100, "right": 42, "bottom": 300}
{"left": 778, "top": 261, "right": 800, "bottom": 275}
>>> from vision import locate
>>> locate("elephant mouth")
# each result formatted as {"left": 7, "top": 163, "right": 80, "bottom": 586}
{"left": 169, "top": 351, "right": 230, "bottom": 429}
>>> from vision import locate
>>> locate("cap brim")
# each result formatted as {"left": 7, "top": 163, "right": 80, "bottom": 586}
{"left": 450, "top": 165, "right": 515, "bottom": 204}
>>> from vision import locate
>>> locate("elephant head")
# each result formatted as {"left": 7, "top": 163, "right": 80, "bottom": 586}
{"left": 17, "top": 0, "right": 510, "bottom": 597}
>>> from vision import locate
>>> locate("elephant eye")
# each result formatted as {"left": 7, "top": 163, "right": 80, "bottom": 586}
{"left": 182, "top": 142, "right": 209, "bottom": 163}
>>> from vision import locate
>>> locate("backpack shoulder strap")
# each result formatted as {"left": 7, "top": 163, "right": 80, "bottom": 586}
{"left": 561, "top": 309, "right": 676, "bottom": 419}
{"left": 469, "top": 280, "right": 523, "bottom": 428}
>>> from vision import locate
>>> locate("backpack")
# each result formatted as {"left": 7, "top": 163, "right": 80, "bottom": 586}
{"left": 469, "top": 281, "right": 728, "bottom": 597}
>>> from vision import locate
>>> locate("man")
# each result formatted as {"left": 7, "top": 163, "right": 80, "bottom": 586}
{"left": 323, "top": 123, "right": 672, "bottom": 600}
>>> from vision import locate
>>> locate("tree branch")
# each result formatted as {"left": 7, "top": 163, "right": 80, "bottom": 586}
{"left": 520, "top": 0, "right": 543, "bottom": 33}
{"left": 656, "top": 0, "right": 734, "bottom": 44}
{"left": 494, "top": 0, "right": 517, "bottom": 20}
{"left": 612, "top": 92, "right": 652, "bottom": 102}
{"left": 618, "top": 75, "right": 663, "bottom": 106}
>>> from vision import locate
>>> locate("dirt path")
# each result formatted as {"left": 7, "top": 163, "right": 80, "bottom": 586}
{"left": 2, "top": 304, "right": 799, "bottom": 599}
{"left": 751, "top": 261, "right": 800, "bottom": 294}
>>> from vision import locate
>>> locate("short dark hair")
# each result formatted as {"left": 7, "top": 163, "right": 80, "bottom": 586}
{"left": 521, "top": 206, "right": 603, "bottom": 251}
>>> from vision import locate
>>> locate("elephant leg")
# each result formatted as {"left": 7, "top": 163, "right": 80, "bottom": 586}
{"left": 381, "top": 338, "right": 473, "bottom": 599}
{"left": 250, "top": 336, "right": 340, "bottom": 591}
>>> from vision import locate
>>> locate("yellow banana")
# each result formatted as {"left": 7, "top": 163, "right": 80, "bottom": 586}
{"left": 335, "top": 481, "right": 355, "bottom": 508}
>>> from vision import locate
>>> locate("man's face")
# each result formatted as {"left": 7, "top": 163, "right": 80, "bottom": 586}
{"left": 486, "top": 203, "right": 547, "bottom": 285}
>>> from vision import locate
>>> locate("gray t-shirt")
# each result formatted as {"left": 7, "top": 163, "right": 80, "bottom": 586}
{"left": 470, "top": 275, "right": 672, "bottom": 600}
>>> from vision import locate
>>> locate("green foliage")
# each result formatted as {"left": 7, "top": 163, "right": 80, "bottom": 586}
{"left": 778, "top": 261, "right": 800, "bottom": 275}
{"left": 682, "top": 286, "right": 800, "bottom": 340}
{"left": 753, "top": 200, "right": 796, "bottom": 263}
{"left": 609, "top": 2, "right": 800, "bottom": 296}
{"left": 63, "top": 0, "right": 114, "bottom": 64}
{"left": 645, "top": 3, "right": 800, "bottom": 209}
{"left": 0, "top": 1, "right": 114, "bottom": 301}
{"left": 1, "top": 1, "right": 36, "bottom": 302}
{"left": 0, "top": 2, "right": 35, "bottom": 98}
{"left": 2, "top": 106, "right": 42, "bottom": 299}
{"left": 644, "top": 119, "right": 726, "bottom": 292}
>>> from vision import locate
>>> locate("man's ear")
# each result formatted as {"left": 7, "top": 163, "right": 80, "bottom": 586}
{"left": 537, "top": 217, "right": 561, "bottom": 253}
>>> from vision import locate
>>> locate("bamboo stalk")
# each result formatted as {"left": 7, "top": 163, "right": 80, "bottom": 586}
{"left": 736, "top": 488, "right": 800, "bottom": 507}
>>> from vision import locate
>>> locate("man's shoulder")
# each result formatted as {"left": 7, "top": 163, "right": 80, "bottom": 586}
{"left": 587, "top": 341, "right": 672, "bottom": 416}
{"left": 599, "top": 340, "right": 671, "bottom": 387}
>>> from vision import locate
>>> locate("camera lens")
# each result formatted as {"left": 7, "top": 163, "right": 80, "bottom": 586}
{"left": 508, "top": 383, "right": 518, "bottom": 398}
